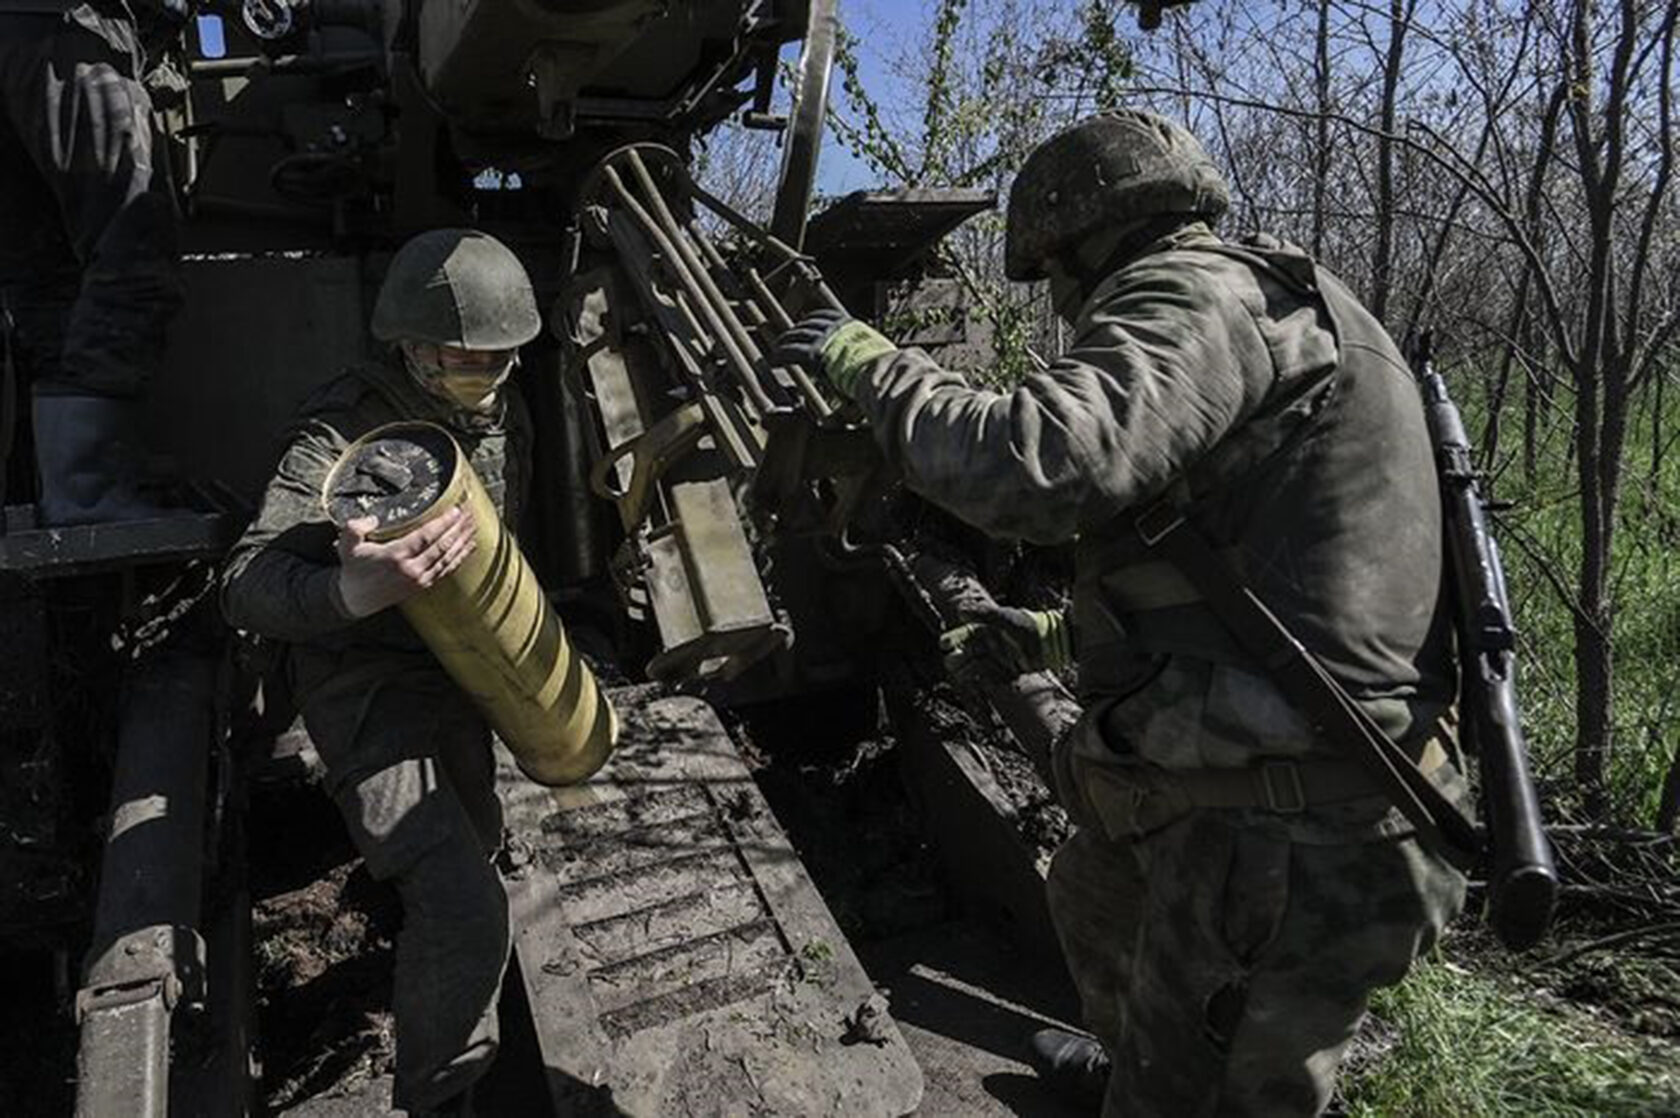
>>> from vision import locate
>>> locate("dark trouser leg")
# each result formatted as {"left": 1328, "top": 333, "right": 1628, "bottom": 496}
{"left": 0, "top": 14, "right": 182, "bottom": 400}
{"left": 0, "top": 18, "right": 76, "bottom": 502}
{"left": 1, "top": 16, "right": 186, "bottom": 523}
{"left": 1044, "top": 827, "right": 1146, "bottom": 1052}
{"left": 386, "top": 813, "right": 509, "bottom": 1112}
{"left": 0, "top": 19, "right": 78, "bottom": 394}
{"left": 306, "top": 679, "right": 509, "bottom": 1112}
{"left": 1109, "top": 813, "right": 1465, "bottom": 1118}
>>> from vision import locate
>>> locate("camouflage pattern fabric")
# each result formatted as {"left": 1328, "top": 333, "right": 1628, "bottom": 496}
{"left": 1114, "top": 813, "right": 1460, "bottom": 1116}
{"left": 1047, "top": 710, "right": 1468, "bottom": 1115}
{"left": 222, "top": 354, "right": 529, "bottom": 656}
{"left": 0, "top": 9, "right": 183, "bottom": 398}
{"left": 1044, "top": 828, "right": 1146, "bottom": 1052}
{"left": 852, "top": 222, "right": 1454, "bottom": 751}
{"left": 222, "top": 354, "right": 531, "bottom": 1111}
{"left": 846, "top": 222, "right": 1467, "bottom": 1113}
{"left": 309, "top": 673, "right": 510, "bottom": 1111}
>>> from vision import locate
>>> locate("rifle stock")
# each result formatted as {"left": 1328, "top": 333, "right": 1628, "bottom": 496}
{"left": 1413, "top": 332, "right": 1558, "bottom": 950}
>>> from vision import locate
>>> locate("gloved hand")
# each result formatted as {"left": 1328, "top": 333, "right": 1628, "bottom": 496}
{"left": 772, "top": 307, "right": 897, "bottom": 400}
{"left": 938, "top": 602, "right": 1073, "bottom": 685}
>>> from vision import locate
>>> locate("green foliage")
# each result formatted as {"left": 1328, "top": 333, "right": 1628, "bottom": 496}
{"left": 830, "top": 0, "right": 1131, "bottom": 191}
{"left": 977, "top": 287, "right": 1043, "bottom": 385}
{"left": 1066, "top": 0, "right": 1132, "bottom": 110}
{"left": 829, "top": 25, "right": 913, "bottom": 183}
{"left": 827, "top": 1, "right": 1136, "bottom": 386}
{"left": 1341, "top": 957, "right": 1680, "bottom": 1117}
{"left": 921, "top": 0, "right": 970, "bottom": 185}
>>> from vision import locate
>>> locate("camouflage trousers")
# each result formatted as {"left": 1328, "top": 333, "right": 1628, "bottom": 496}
{"left": 301, "top": 666, "right": 509, "bottom": 1113}
{"left": 0, "top": 9, "right": 182, "bottom": 398}
{"left": 1047, "top": 813, "right": 1464, "bottom": 1116}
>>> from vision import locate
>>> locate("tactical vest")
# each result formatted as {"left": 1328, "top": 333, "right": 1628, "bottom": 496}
{"left": 1071, "top": 235, "right": 1454, "bottom": 744}
{"left": 283, "top": 355, "right": 532, "bottom": 673}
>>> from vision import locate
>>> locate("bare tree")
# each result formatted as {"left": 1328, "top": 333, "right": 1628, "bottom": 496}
{"left": 1372, "top": 0, "right": 1419, "bottom": 322}
{"left": 1313, "top": 0, "right": 1334, "bottom": 255}
{"left": 1543, "top": 0, "right": 1679, "bottom": 815}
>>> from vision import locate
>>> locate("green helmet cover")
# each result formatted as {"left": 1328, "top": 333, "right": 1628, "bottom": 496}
{"left": 1004, "top": 110, "right": 1230, "bottom": 282}
{"left": 371, "top": 228, "right": 541, "bottom": 349}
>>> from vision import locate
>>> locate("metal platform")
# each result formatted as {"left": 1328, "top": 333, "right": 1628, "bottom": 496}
{"left": 0, "top": 507, "right": 235, "bottom": 576}
{"left": 497, "top": 686, "right": 925, "bottom": 1117}
{"left": 805, "top": 188, "right": 997, "bottom": 284}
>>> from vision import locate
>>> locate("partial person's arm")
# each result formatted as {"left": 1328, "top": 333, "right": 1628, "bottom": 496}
{"left": 221, "top": 418, "right": 478, "bottom": 641}
{"left": 221, "top": 423, "right": 358, "bottom": 641}
{"left": 841, "top": 260, "right": 1275, "bottom": 543}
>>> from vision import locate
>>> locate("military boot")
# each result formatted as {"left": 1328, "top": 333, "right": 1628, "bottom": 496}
{"left": 1028, "top": 1027, "right": 1112, "bottom": 1107}
{"left": 32, "top": 393, "right": 187, "bottom": 525}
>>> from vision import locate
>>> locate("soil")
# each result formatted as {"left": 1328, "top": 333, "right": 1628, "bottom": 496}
{"left": 1520, "top": 916, "right": 1680, "bottom": 1040}
{"left": 246, "top": 778, "right": 399, "bottom": 1111}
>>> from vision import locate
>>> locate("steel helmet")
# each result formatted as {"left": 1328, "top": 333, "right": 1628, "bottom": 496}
{"left": 371, "top": 228, "right": 541, "bottom": 349}
{"left": 1004, "top": 110, "right": 1230, "bottom": 282}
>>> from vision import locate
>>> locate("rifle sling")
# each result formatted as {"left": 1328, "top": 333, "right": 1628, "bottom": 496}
{"left": 1132, "top": 498, "right": 1483, "bottom": 867}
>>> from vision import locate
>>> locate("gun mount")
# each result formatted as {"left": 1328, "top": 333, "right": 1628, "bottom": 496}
{"left": 561, "top": 141, "right": 890, "bottom": 682}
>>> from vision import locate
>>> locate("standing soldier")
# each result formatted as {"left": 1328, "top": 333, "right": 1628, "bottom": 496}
{"left": 0, "top": 0, "right": 188, "bottom": 523}
{"left": 223, "top": 229, "right": 539, "bottom": 1117}
{"left": 776, "top": 110, "right": 1468, "bottom": 1116}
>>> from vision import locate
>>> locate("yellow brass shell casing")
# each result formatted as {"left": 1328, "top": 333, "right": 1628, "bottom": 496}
{"left": 323, "top": 421, "right": 617, "bottom": 786}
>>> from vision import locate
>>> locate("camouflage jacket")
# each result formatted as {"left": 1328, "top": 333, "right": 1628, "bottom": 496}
{"left": 850, "top": 224, "right": 1455, "bottom": 772}
{"left": 221, "top": 353, "right": 531, "bottom": 704}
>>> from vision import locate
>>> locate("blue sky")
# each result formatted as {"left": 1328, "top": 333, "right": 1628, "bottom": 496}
{"left": 812, "top": 0, "right": 911, "bottom": 197}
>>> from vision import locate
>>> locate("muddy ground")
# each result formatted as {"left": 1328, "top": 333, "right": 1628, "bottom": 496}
{"left": 246, "top": 783, "right": 398, "bottom": 1111}
{"left": 6, "top": 667, "right": 1676, "bottom": 1116}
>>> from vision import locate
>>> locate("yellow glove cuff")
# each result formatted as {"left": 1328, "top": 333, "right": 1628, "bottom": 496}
{"left": 1033, "top": 609, "right": 1074, "bottom": 671}
{"left": 820, "top": 320, "right": 897, "bottom": 398}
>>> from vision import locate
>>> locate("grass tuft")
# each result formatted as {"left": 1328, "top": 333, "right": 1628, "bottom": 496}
{"left": 1341, "top": 955, "right": 1680, "bottom": 1117}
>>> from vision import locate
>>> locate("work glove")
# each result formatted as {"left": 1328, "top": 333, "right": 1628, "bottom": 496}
{"left": 772, "top": 308, "right": 897, "bottom": 400}
{"left": 938, "top": 603, "right": 1073, "bottom": 685}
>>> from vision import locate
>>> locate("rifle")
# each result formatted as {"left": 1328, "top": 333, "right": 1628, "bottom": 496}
{"left": 1412, "top": 332, "right": 1557, "bottom": 951}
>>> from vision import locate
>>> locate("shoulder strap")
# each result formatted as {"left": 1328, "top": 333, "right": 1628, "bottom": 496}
{"left": 1110, "top": 239, "right": 1472, "bottom": 849}
{"left": 1132, "top": 497, "right": 1483, "bottom": 866}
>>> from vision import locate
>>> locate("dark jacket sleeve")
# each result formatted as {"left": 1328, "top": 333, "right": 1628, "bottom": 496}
{"left": 220, "top": 417, "right": 358, "bottom": 641}
{"left": 850, "top": 253, "right": 1277, "bottom": 544}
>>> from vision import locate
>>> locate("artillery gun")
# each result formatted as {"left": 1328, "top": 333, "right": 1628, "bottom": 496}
{"left": 0, "top": 0, "right": 1079, "bottom": 1114}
